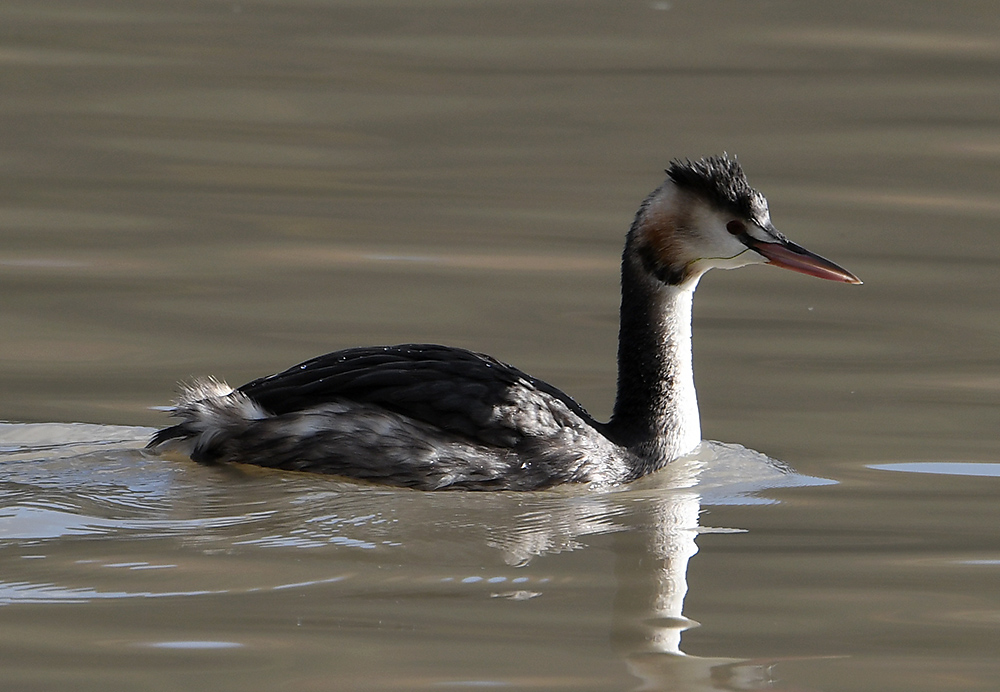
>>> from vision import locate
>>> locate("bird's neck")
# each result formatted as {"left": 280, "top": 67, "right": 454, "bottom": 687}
{"left": 609, "top": 252, "right": 701, "bottom": 475}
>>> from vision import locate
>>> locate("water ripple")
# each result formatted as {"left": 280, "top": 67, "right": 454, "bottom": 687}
{"left": 0, "top": 423, "right": 831, "bottom": 606}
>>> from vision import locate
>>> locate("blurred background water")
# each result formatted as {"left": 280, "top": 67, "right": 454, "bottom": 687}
{"left": 1, "top": 1, "right": 999, "bottom": 690}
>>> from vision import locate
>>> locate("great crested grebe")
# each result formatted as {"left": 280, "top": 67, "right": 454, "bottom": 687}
{"left": 148, "top": 155, "right": 860, "bottom": 490}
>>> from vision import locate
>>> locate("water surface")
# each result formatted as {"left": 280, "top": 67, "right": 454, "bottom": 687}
{"left": 1, "top": 1, "right": 999, "bottom": 689}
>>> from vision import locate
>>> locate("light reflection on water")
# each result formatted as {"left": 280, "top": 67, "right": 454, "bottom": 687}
{"left": 144, "top": 641, "right": 244, "bottom": 649}
{"left": 869, "top": 462, "right": 1000, "bottom": 477}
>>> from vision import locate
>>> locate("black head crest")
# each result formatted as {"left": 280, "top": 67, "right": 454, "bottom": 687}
{"left": 666, "top": 155, "right": 769, "bottom": 223}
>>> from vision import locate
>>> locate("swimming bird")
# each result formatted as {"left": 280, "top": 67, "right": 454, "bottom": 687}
{"left": 148, "top": 155, "right": 860, "bottom": 490}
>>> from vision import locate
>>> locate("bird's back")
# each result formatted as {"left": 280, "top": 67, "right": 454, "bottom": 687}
{"left": 150, "top": 344, "right": 628, "bottom": 490}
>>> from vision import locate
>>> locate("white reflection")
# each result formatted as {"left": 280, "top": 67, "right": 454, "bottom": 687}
{"left": 144, "top": 641, "right": 243, "bottom": 649}
{"left": 607, "top": 447, "right": 778, "bottom": 689}
{"left": 869, "top": 462, "right": 1000, "bottom": 478}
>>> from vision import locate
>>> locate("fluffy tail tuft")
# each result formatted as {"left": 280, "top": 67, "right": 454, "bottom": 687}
{"left": 146, "top": 377, "right": 268, "bottom": 460}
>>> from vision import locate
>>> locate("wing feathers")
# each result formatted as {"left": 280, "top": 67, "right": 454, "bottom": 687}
{"left": 233, "top": 344, "right": 594, "bottom": 447}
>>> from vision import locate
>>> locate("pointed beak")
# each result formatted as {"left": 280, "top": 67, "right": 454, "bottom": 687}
{"left": 740, "top": 233, "right": 862, "bottom": 284}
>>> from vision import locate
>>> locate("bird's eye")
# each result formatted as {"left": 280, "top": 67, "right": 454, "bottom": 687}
{"left": 726, "top": 220, "right": 746, "bottom": 235}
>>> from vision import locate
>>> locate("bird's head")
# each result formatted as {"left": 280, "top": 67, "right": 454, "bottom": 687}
{"left": 628, "top": 155, "right": 861, "bottom": 288}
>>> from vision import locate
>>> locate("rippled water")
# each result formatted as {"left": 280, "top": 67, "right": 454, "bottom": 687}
{"left": 0, "top": 423, "right": 832, "bottom": 689}
{"left": 2, "top": 0, "right": 1000, "bottom": 690}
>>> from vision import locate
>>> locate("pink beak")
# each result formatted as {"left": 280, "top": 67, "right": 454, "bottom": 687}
{"left": 742, "top": 234, "right": 861, "bottom": 284}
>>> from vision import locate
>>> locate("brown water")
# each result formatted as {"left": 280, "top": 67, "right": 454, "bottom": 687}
{"left": 2, "top": 1, "right": 1000, "bottom": 689}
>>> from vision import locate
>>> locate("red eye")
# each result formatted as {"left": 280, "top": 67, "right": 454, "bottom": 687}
{"left": 726, "top": 220, "right": 746, "bottom": 235}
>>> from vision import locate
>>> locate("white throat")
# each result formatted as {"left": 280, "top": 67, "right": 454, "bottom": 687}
{"left": 658, "top": 283, "right": 701, "bottom": 457}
